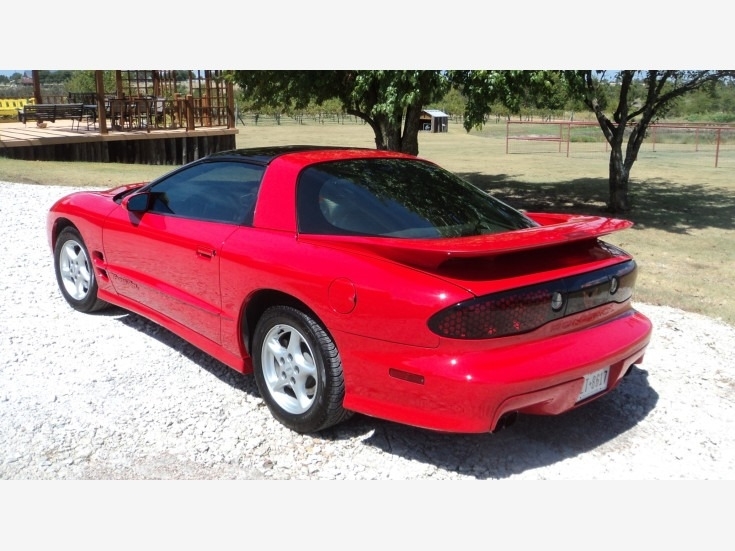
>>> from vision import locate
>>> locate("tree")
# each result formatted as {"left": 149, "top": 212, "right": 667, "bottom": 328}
{"left": 37, "top": 70, "right": 75, "bottom": 84}
{"left": 230, "top": 71, "right": 449, "bottom": 155}
{"left": 432, "top": 87, "right": 467, "bottom": 120}
{"left": 453, "top": 70, "right": 735, "bottom": 213}
{"left": 65, "top": 71, "right": 117, "bottom": 94}
{"left": 665, "top": 78, "right": 735, "bottom": 123}
{"left": 566, "top": 70, "right": 735, "bottom": 212}
{"left": 451, "top": 70, "right": 571, "bottom": 126}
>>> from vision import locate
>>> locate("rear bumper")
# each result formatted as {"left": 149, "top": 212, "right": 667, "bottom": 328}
{"left": 340, "top": 308, "right": 652, "bottom": 433}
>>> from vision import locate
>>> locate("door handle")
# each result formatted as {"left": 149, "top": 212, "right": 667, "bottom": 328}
{"left": 196, "top": 248, "right": 216, "bottom": 259}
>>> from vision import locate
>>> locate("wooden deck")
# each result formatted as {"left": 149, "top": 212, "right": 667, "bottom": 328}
{"left": 0, "top": 120, "right": 238, "bottom": 165}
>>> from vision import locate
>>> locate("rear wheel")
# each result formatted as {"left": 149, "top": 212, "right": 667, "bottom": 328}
{"left": 252, "top": 305, "right": 351, "bottom": 433}
{"left": 54, "top": 227, "right": 109, "bottom": 313}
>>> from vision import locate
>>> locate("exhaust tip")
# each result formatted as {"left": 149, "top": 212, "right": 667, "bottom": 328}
{"left": 495, "top": 411, "right": 518, "bottom": 431}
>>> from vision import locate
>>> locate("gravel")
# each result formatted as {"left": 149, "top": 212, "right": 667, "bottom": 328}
{"left": 1, "top": 180, "right": 734, "bottom": 480}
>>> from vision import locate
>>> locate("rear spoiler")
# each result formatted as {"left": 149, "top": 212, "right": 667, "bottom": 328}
{"left": 299, "top": 213, "right": 633, "bottom": 270}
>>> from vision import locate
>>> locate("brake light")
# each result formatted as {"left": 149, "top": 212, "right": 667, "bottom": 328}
{"left": 429, "top": 284, "right": 561, "bottom": 339}
{"left": 428, "top": 260, "right": 637, "bottom": 339}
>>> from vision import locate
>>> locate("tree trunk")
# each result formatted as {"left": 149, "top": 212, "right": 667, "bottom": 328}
{"left": 380, "top": 115, "right": 403, "bottom": 152}
{"left": 371, "top": 122, "right": 386, "bottom": 150}
{"left": 608, "top": 143, "right": 631, "bottom": 213}
{"left": 348, "top": 109, "right": 385, "bottom": 149}
{"left": 400, "top": 104, "right": 422, "bottom": 155}
{"left": 348, "top": 104, "right": 422, "bottom": 155}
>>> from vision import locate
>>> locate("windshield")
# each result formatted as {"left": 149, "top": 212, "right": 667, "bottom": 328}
{"left": 297, "top": 158, "right": 537, "bottom": 238}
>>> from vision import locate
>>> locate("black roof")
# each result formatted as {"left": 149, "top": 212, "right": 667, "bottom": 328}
{"left": 206, "top": 145, "right": 368, "bottom": 165}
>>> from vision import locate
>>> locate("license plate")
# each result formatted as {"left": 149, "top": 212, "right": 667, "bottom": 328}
{"left": 577, "top": 367, "right": 610, "bottom": 402}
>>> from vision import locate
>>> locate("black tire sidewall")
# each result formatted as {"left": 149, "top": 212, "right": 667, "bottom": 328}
{"left": 54, "top": 227, "right": 102, "bottom": 313}
{"left": 252, "top": 305, "right": 341, "bottom": 433}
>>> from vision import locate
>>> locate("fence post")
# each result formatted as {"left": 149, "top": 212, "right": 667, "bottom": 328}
{"left": 558, "top": 123, "right": 562, "bottom": 153}
{"left": 715, "top": 128, "right": 721, "bottom": 168}
{"left": 652, "top": 124, "right": 657, "bottom": 151}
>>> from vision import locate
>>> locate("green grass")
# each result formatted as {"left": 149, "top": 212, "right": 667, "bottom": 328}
{"left": 2, "top": 120, "right": 734, "bottom": 326}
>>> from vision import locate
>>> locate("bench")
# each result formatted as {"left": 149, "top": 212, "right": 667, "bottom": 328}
{"left": 17, "top": 103, "right": 86, "bottom": 131}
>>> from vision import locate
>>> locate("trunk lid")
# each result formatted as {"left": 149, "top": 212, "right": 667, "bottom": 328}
{"left": 299, "top": 213, "right": 634, "bottom": 295}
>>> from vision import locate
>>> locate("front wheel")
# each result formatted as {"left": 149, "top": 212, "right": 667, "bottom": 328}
{"left": 54, "top": 227, "right": 109, "bottom": 313}
{"left": 252, "top": 305, "right": 351, "bottom": 433}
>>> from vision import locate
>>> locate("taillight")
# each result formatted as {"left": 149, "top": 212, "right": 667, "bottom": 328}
{"left": 428, "top": 260, "right": 637, "bottom": 339}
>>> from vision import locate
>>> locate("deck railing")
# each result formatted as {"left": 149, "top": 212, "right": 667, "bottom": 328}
{"left": 37, "top": 93, "right": 234, "bottom": 133}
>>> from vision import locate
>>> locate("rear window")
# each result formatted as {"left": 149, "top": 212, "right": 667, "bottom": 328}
{"left": 296, "top": 158, "right": 537, "bottom": 238}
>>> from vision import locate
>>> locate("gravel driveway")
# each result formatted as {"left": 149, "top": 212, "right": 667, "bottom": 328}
{"left": 2, "top": 181, "right": 734, "bottom": 480}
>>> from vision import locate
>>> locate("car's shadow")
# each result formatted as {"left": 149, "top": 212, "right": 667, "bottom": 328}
{"left": 110, "top": 308, "right": 658, "bottom": 479}
{"left": 317, "top": 367, "right": 658, "bottom": 479}
{"left": 109, "top": 307, "right": 259, "bottom": 395}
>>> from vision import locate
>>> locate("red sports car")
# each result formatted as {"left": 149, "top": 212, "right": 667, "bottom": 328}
{"left": 48, "top": 146, "right": 652, "bottom": 434}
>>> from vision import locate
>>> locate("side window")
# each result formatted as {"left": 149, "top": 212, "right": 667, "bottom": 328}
{"left": 148, "top": 161, "right": 264, "bottom": 224}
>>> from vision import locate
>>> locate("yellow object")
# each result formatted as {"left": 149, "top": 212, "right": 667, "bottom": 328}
{"left": 0, "top": 98, "right": 35, "bottom": 117}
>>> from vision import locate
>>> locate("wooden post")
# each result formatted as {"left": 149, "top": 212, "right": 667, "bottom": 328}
{"left": 152, "top": 70, "right": 160, "bottom": 97}
{"left": 32, "top": 70, "right": 42, "bottom": 104}
{"left": 95, "top": 70, "right": 109, "bottom": 135}
{"left": 115, "top": 71, "right": 124, "bottom": 99}
{"left": 186, "top": 94, "right": 195, "bottom": 131}
{"left": 203, "top": 70, "right": 212, "bottom": 127}
{"left": 174, "top": 93, "right": 181, "bottom": 129}
{"left": 227, "top": 80, "right": 235, "bottom": 129}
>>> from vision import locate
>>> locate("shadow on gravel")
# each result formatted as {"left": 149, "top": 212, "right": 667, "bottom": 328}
{"left": 110, "top": 309, "right": 659, "bottom": 480}
{"left": 113, "top": 310, "right": 260, "bottom": 396}
{"left": 317, "top": 367, "right": 659, "bottom": 479}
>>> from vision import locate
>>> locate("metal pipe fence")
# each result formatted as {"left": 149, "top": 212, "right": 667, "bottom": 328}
{"left": 505, "top": 120, "right": 735, "bottom": 168}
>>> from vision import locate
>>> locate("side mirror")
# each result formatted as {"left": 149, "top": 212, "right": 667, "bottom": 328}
{"left": 123, "top": 192, "right": 151, "bottom": 213}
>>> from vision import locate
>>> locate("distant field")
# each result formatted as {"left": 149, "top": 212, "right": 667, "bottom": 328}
{"left": 1, "top": 119, "right": 733, "bottom": 325}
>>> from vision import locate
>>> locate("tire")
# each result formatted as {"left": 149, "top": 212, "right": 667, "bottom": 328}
{"left": 252, "top": 305, "right": 351, "bottom": 433}
{"left": 54, "top": 227, "right": 109, "bottom": 313}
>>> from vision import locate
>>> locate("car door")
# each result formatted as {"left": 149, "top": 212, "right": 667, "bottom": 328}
{"left": 102, "top": 160, "right": 263, "bottom": 344}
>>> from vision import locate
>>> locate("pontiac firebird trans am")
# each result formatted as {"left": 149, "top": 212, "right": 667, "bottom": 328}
{"left": 48, "top": 146, "right": 652, "bottom": 434}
